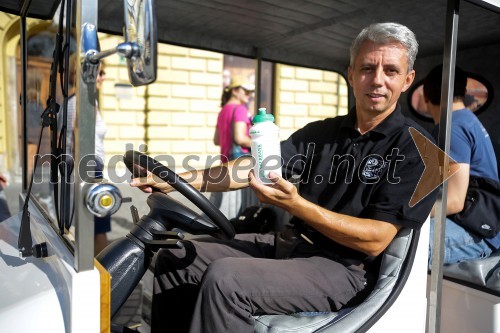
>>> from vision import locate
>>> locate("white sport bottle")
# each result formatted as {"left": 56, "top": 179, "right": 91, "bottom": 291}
{"left": 250, "top": 108, "right": 282, "bottom": 184}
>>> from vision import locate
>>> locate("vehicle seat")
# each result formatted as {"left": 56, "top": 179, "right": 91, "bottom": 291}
{"left": 254, "top": 226, "right": 418, "bottom": 333}
{"left": 442, "top": 251, "right": 500, "bottom": 292}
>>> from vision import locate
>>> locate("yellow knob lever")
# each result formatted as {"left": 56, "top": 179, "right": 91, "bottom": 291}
{"left": 100, "top": 194, "right": 114, "bottom": 208}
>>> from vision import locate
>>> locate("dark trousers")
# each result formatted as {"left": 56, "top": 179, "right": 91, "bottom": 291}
{"left": 151, "top": 232, "right": 371, "bottom": 333}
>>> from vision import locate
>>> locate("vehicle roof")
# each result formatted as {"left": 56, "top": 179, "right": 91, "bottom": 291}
{"left": 3, "top": 0, "right": 500, "bottom": 72}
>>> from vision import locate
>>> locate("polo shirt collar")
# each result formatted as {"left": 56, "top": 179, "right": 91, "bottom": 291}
{"left": 341, "top": 104, "right": 405, "bottom": 138}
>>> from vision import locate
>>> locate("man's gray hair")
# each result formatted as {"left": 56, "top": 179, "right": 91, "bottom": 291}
{"left": 350, "top": 22, "right": 419, "bottom": 73}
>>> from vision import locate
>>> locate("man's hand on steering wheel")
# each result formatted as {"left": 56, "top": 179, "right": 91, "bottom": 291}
{"left": 124, "top": 150, "right": 235, "bottom": 239}
{"left": 130, "top": 170, "right": 173, "bottom": 194}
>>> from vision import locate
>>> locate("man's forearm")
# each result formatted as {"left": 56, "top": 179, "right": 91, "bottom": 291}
{"left": 182, "top": 156, "right": 253, "bottom": 192}
{"left": 289, "top": 198, "right": 399, "bottom": 256}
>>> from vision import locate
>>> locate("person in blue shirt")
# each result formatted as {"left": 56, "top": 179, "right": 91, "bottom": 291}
{"left": 423, "top": 65, "right": 500, "bottom": 265}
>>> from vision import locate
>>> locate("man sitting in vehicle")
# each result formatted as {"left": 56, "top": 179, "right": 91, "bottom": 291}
{"left": 131, "top": 22, "right": 436, "bottom": 333}
{"left": 423, "top": 65, "right": 500, "bottom": 265}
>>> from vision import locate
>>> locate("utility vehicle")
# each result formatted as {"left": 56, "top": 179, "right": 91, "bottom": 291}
{"left": 0, "top": 0, "right": 498, "bottom": 332}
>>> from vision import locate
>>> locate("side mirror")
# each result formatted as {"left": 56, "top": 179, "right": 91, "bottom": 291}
{"left": 123, "top": 0, "right": 157, "bottom": 86}
{"left": 407, "top": 72, "right": 494, "bottom": 121}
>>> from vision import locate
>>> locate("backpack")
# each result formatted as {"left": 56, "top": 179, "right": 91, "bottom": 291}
{"left": 451, "top": 176, "right": 500, "bottom": 238}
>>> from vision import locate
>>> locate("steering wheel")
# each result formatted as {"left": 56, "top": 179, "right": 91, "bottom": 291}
{"left": 123, "top": 150, "right": 235, "bottom": 240}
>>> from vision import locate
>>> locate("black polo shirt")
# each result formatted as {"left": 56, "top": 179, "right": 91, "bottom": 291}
{"left": 280, "top": 105, "right": 437, "bottom": 261}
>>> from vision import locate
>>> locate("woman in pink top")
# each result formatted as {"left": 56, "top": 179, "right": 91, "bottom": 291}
{"left": 211, "top": 75, "right": 256, "bottom": 218}
{"left": 214, "top": 75, "right": 255, "bottom": 163}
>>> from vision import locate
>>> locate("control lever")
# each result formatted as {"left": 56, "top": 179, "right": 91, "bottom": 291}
{"left": 130, "top": 205, "right": 140, "bottom": 224}
{"left": 142, "top": 239, "right": 184, "bottom": 251}
{"left": 140, "top": 230, "right": 185, "bottom": 251}
{"left": 152, "top": 230, "right": 185, "bottom": 240}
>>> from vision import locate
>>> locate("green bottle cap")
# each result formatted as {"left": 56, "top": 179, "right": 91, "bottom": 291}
{"left": 252, "top": 108, "right": 274, "bottom": 123}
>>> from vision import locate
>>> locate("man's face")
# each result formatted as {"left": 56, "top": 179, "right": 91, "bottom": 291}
{"left": 348, "top": 40, "right": 415, "bottom": 116}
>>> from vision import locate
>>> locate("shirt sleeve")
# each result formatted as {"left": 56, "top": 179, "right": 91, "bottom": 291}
{"left": 449, "top": 123, "right": 472, "bottom": 164}
{"left": 364, "top": 152, "right": 437, "bottom": 230}
{"left": 233, "top": 105, "right": 249, "bottom": 123}
{"left": 280, "top": 125, "right": 310, "bottom": 180}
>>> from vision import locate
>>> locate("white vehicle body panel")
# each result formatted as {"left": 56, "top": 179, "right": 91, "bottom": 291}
{"left": 440, "top": 279, "right": 500, "bottom": 333}
{"left": 367, "top": 220, "right": 430, "bottom": 333}
{"left": 0, "top": 201, "right": 100, "bottom": 333}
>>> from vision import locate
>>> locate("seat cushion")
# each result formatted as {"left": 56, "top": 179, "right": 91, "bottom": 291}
{"left": 442, "top": 253, "right": 500, "bottom": 292}
{"left": 253, "top": 228, "right": 414, "bottom": 333}
{"left": 254, "top": 308, "right": 355, "bottom": 333}
{"left": 254, "top": 312, "right": 338, "bottom": 333}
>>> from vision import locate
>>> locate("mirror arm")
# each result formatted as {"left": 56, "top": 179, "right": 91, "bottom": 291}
{"left": 116, "top": 42, "right": 141, "bottom": 58}
{"left": 87, "top": 48, "right": 116, "bottom": 62}
{"left": 88, "top": 42, "right": 140, "bottom": 63}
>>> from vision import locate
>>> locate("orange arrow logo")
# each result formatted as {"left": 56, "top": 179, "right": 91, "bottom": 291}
{"left": 409, "top": 127, "right": 460, "bottom": 207}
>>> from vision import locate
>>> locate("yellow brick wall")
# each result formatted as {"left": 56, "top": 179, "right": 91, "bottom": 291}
{"left": 0, "top": 25, "right": 349, "bottom": 176}
{"left": 98, "top": 34, "right": 223, "bottom": 172}
{"left": 0, "top": 12, "right": 15, "bottom": 166}
{"left": 97, "top": 34, "right": 349, "bottom": 173}
{"left": 0, "top": 29, "right": 227, "bottom": 174}
{"left": 275, "top": 65, "right": 349, "bottom": 141}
